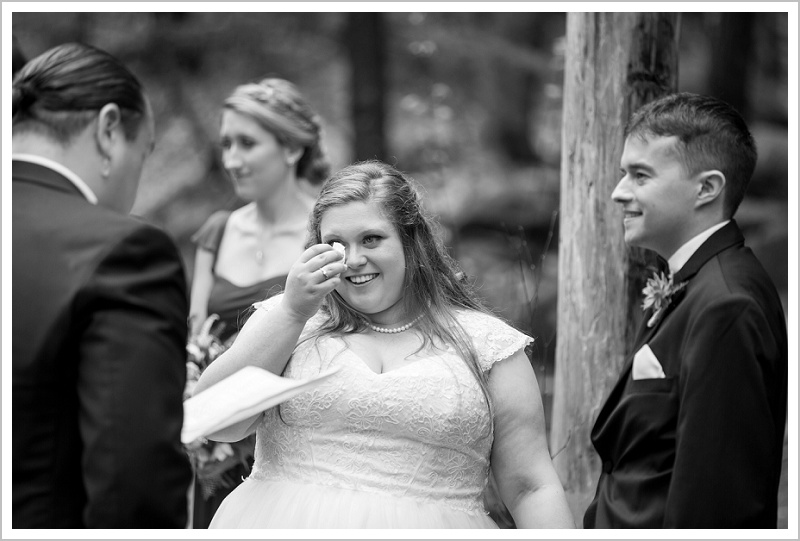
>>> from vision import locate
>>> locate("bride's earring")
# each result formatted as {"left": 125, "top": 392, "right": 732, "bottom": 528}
{"left": 101, "top": 158, "right": 111, "bottom": 179}
{"left": 285, "top": 148, "right": 301, "bottom": 167}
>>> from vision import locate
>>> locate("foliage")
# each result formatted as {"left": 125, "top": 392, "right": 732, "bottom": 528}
{"left": 184, "top": 315, "right": 254, "bottom": 499}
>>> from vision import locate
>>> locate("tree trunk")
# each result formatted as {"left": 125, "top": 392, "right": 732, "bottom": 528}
{"left": 708, "top": 12, "right": 754, "bottom": 118}
{"left": 345, "top": 13, "right": 388, "bottom": 162}
{"left": 550, "top": 12, "right": 679, "bottom": 523}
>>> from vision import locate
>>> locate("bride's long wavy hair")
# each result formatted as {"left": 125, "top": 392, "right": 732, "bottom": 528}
{"left": 306, "top": 160, "right": 496, "bottom": 426}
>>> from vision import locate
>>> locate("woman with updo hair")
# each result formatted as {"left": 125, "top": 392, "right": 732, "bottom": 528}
{"left": 190, "top": 78, "right": 330, "bottom": 340}
{"left": 187, "top": 78, "right": 330, "bottom": 527}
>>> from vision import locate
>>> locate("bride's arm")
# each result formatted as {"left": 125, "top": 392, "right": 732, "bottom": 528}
{"left": 488, "top": 349, "right": 576, "bottom": 528}
{"left": 194, "top": 243, "right": 345, "bottom": 441}
{"left": 195, "top": 300, "right": 308, "bottom": 442}
{"left": 195, "top": 299, "right": 307, "bottom": 389}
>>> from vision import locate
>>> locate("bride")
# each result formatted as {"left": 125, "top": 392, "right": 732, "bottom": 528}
{"left": 193, "top": 161, "right": 575, "bottom": 528}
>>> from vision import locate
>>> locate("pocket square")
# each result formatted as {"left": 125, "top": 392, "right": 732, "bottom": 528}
{"left": 632, "top": 344, "right": 666, "bottom": 380}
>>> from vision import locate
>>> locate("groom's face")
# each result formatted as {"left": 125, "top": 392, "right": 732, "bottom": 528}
{"left": 613, "top": 135, "right": 700, "bottom": 259}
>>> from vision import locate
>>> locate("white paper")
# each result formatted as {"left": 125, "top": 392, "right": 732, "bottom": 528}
{"left": 181, "top": 365, "right": 340, "bottom": 444}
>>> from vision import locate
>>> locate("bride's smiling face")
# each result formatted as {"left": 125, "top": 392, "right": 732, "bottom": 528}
{"left": 319, "top": 200, "right": 407, "bottom": 326}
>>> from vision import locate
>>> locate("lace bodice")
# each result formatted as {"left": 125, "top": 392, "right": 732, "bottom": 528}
{"left": 247, "top": 295, "right": 532, "bottom": 514}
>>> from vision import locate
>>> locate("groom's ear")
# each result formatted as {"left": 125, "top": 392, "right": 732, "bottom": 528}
{"left": 694, "top": 170, "right": 726, "bottom": 209}
{"left": 94, "top": 103, "right": 123, "bottom": 159}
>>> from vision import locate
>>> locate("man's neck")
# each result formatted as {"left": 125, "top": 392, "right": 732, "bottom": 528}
{"left": 13, "top": 132, "right": 101, "bottom": 195}
{"left": 13, "top": 134, "right": 69, "bottom": 164}
{"left": 667, "top": 220, "right": 730, "bottom": 275}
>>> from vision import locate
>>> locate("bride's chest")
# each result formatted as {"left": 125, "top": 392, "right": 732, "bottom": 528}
{"left": 341, "top": 332, "right": 433, "bottom": 375}
{"left": 278, "top": 340, "right": 491, "bottom": 444}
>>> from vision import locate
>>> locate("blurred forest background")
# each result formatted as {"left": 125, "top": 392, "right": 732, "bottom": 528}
{"left": 11, "top": 11, "right": 790, "bottom": 433}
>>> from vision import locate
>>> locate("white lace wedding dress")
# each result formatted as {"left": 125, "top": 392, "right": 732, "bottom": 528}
{"left": 209, "top": 295, "right": 532, "bottom": 529}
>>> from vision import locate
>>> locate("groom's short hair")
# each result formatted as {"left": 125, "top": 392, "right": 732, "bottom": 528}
{"left": 624, "top": 92, "right": 757, "bottom": 218}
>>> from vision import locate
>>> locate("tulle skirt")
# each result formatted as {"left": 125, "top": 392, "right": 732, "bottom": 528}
{"left": 209, "top": 477, "right": 499, "bottom": 529}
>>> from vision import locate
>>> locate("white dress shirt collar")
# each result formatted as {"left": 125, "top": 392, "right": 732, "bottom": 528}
{"left": 13, "top": 154, "right": 99, "bottom": 205}
{"left": 668, "top": 220, "right": 731, "bottom": 275}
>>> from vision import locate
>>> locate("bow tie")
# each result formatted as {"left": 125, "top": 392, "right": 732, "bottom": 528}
{"left": 641, "top": 270, "right": 687, "bottom": 328}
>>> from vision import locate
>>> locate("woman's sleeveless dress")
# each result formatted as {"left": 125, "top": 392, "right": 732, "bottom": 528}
{"left": 192, "top": 210, "right": 286, "bottom": 342}
{"left": 210, "top": 294, "right": 533, "bottom": 529}
{"left": 190, "top": 211, "right": 287, "bottom": 527}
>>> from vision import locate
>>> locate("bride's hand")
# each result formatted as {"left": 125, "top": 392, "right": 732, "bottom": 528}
{"left": 282, "top": 244, "right": 346, "bottom": 323}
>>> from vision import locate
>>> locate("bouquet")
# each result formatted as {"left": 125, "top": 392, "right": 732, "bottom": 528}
{"left": 184, "top": 315, "right": 255, "bottom": 499}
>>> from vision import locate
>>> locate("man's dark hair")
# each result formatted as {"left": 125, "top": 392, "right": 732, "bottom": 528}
{"left": 625, "top": 92, "right": 757, "bottom": 218}
{"left": 12, "top": 42, "right": 147, "bottom": 143}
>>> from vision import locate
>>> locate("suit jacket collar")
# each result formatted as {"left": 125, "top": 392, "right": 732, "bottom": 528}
{"left": 637, "top": 221, "right": 743, "bottom": 343}
{"left": 672, "top": 220, "right": 744, "bottom": 283}
{"left": 592, "top": 221, "right": 745, "bottom": 437}
{"left": 13, "top": 159, "right": 88, "bottom": 201}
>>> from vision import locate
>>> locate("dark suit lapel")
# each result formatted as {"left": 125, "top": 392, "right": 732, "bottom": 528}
{"left": 594, "top": 294, "right": 657, "bottom": 431}
{"left": 672, "top": 221, "right": 744, "bottom": 283}
{"left": 626, "top": 222, "right": 743, "bottom": 356}
{"left": 594, "top": 223, "right": 743, "bottom": 431}
{"left": 592, "top": 313, "right": 651, "bottom": 432}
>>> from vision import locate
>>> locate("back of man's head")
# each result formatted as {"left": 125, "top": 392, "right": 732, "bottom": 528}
{"left": 12, "top": 42, "right": 147, "bottom": 145}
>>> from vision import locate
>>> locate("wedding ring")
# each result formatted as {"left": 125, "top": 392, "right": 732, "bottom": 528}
{"left": 320, "top": 268, "right": 329, "bottom": 280}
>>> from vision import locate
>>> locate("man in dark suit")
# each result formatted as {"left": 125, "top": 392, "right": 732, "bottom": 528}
{"left": 584, "top": 93, "right": 787, "bottom": 528}
{"left": 12, "top": 43, "right": 192, "bottom": 528}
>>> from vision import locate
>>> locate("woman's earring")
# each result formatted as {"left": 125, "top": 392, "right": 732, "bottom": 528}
{"left": 286, "top": 149, "right": 301, "bottom": 167}
{"left": 101, "top": 158, "right": 111, "bottom": 179}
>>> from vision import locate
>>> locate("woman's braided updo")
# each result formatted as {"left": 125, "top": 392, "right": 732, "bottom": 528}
{"left": 223, "top": 78, "right": 330, "bottom": 184}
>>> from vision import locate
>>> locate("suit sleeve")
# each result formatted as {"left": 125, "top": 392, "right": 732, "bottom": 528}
{"left": 75, "top": 224, "right": 192, "bottom": 528}
{"left": 664, "top": 295, "right": 782, "bottom": 527}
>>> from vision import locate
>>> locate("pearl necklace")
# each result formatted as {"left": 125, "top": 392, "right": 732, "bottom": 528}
{"left": 368, "top": 315, "right": 422, "bottom": 334}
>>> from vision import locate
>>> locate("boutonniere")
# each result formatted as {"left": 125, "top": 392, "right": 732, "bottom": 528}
{"left": 641, "top": 271, "right": 687, "bottom": 328}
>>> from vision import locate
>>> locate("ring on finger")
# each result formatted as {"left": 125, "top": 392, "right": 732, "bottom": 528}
{"left": 320, "top": 267, "right": 329, "bottom": 280}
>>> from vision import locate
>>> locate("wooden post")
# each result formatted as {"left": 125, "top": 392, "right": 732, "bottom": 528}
{"left": 550, "top": 12, "right": 679, "bottom": 522}
{"left": 345, "top": 13, "right": 388, "bottom": 162}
